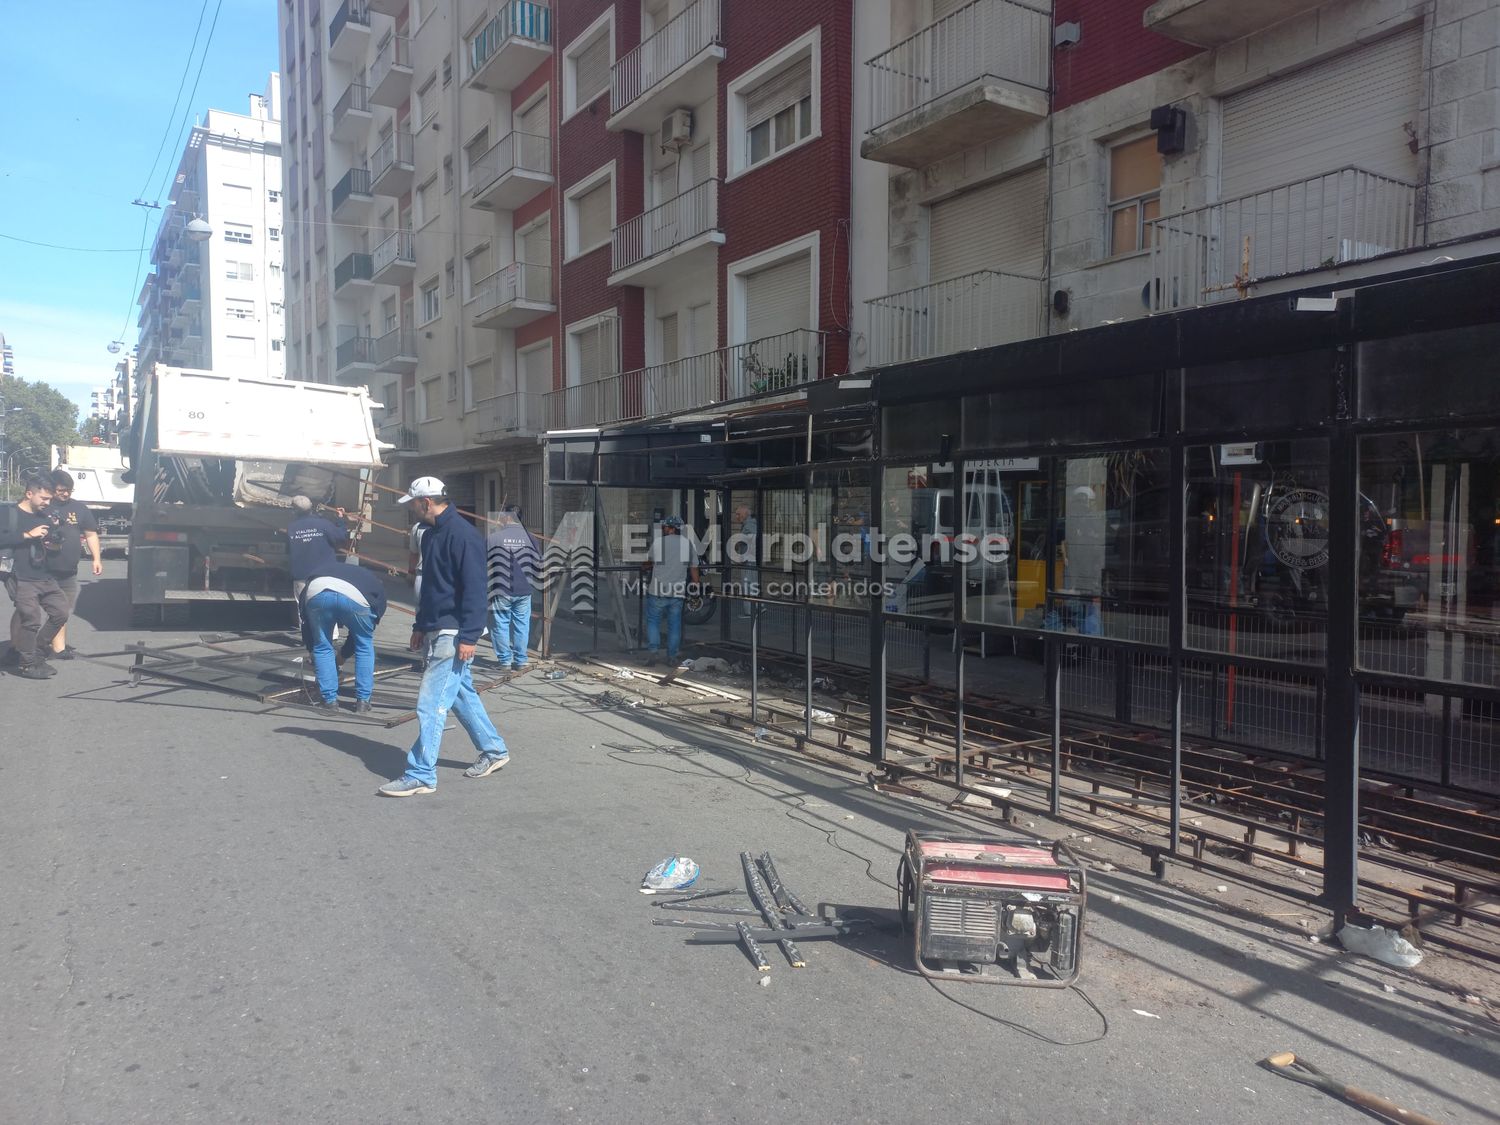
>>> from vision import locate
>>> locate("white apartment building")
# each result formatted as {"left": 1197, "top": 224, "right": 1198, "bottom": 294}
{"left": 850, "top": 0, "right": 1500, "bottom": 369}
{"left": 137, "top": 76, "right": 286, "bottom": 381}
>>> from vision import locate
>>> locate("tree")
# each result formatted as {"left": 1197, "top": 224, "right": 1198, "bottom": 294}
{"left": 0, "top": 378, "right": 80, "bottom": 477}
{"left": 76, "top": 416, "right": 106, "bottom": 445}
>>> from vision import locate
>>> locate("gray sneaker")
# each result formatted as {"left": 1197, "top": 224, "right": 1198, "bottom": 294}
{"left": 378, "top": 777, "right": 436, "bottom": 798}
{"left": 464, "top": 754, "right": 510, "bottom": 779}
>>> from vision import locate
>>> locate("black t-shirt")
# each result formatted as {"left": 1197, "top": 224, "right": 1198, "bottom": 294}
{"left": 47, "top": 499, "right": 98, "bottom": 573}
{"left": 0, "top": 505, "right": 56, "bottom": 582}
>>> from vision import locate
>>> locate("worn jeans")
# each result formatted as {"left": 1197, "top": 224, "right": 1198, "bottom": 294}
{"left": 489, "top": 594, "right": 532, "bottom": 666}
{"left": 644, "top": 594, "right": 684, "bottom": 661}
{"left": 305, "top": 590, "right": 376, "bottom": 702}
{"left": 5, "top": 575, "right": 69, "bottom": 665}
{"left": 404, "top": 633, "right": 508, "bottom": 787}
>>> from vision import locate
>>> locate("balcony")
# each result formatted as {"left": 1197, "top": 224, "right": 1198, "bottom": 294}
{"left": 335, "top": 334, "right": 377, "bottom": 378}
{"left": 378, "top": 422, "right": 418, "bottom": 452}
{"left": 370, "top": 35, "right": 412, "bottom": 107}
{"left": 474, "top": 391, "right": 549, "bottom": 441}
{"left": 1143, "top": 0, "right": 1324, "bottom": 47}
{"left": 866, "top": 269, "right": 1043, "bottom": 367}
{"left": 371, "top": 131, "right": 415, "bottom": 196}
{"left": 1148, "top": 167, "right": 1418, "bottom": 313}
{"left": 332, "top": 167, "right": 374, "bottom": 219}
{"left": 328, "top": 0, "right": 371, "bottom": 63}
{"left": 862, "top": 0, "right": 1050, "bottom": 169}
{"left": 472, "top": 262, "right": 554, "bottom": 328}
{"left": 332, "top": 82, "right": 372, "bottom": 144}
{"left": 466, "top": 1, "right": 552, "bottom": 92}
{"left": 469, "top": 131, "right": 552, "bottom": 212}
{"left": 334, "top": 251, "right": 375, "bottom": 294}
{"left": 609, "top": 179, "right": 722, "bottom": 287}
{"left": 372, "top": 229, "right": 416, "bottom": 285}
{"left": 375, "top": 328, "right": 419, "bottom": 374}
{"left": 608, "top": 0, "right": 723, "bottom": 134}
{"left": 545, "top": 380, "right": 624, "bottom": 430}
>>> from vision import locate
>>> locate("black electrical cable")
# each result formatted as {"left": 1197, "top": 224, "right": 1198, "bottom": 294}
{"left": 136, "top": 0, "right": 215, "bottom": 202}
{"left": 152, "top": 0, "right": 228, "bottom": 210}
{"left": 925, "top": 978, "right": 1111, "bottom": 1047}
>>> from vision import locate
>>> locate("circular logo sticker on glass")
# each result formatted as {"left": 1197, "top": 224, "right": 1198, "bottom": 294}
{"left": 1267, "top": 488, "right": 1330, "bottom": 570}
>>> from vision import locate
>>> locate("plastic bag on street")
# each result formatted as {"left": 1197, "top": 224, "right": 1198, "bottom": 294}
{"left": 640, "top": 856, "right": 700, "bottom": 894}
{"left": 1337, "top": 922, "right": 1423, "bottom": 968}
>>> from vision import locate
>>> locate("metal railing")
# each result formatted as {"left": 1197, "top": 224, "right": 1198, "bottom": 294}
{"left": 375, "top": 328, "right": 417, "bottom": 366}
{"left": 336, "top": 335, "right": 377, "bottom": 369}
{"left": 472, "top": 261, "right": 553, "bottom": 318}
{"left": 611, "top": 0, "right": 721, "bottom": 113}
{"left": 470, "top": 131, "right": 552, "bottom": 196}
{"left": 612, "top": 179, "right": 718, "bottom": 273}
{"left": 371, "top": 34, "right": 411, "bottom": 87}
{"left": 332, "top": 83, "right": 370, "bottom": 129}
{"left": 329, "top": 0, "right": 369, "bottom": 46}
{"left": 476, "top": 391, "right": 549, "bottom": 437}
{"left": 373, "top": 229, "right": 415, "bottom": 274}
{"left": 372, "top": 131, "right": 415, "bottom": 181}
{"left": 334, "top": 251, "right": 373, "bottom": 290}
{"left": 546, "top": 380, "right": 626, "bottom": 430}
{"left": 867, "top": 0, "right": 1050, "bottom": 131}
{"left": 379, "top": 422, "right": 418, "bottom": 450}
{"left": 468, "top": 1, "right": 552, "bottom": 77}
{"left": 1147, "top": 167, "right": 1418, "bottom": 313}
{"left": 332, "top": 167, "right": 372, "bottom": 211}
{"left": 866, "top": 269, "right": 1043, "bottom": 366}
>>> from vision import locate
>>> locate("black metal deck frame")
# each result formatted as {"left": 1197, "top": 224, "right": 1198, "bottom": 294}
{"left": 545, "top": 252, "right": 1500, "bottom": 922}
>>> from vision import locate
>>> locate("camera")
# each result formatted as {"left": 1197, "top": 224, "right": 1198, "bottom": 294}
{"left": 28, "top": 507, "right": 67, "bottom": 566}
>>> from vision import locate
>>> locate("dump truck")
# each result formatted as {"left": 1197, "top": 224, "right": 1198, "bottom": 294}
{"left": 51, "top": 444, "right": 135, "bottom": 555}
{"left": 122, "top": 365, "right": 387, "bottom": 626}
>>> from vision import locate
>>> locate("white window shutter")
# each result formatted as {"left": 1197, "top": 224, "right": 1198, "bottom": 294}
{"left": 746, "top": 56, "right": 811, "bottom": 128}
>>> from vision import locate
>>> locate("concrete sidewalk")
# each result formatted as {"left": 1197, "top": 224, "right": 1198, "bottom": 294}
{"left": 2, "top": 560, "right": 1496, "bottom": 1123}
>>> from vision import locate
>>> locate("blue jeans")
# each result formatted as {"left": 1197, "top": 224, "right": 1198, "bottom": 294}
{"left": 404, "top": 633, "right": 508, "bottom": 787}
{"left": 644, "top": 595, "right": 684, "bottom": 661}
{"left": 489, "top": 594, "right": 532, "bottom": 666}
{"left": 306, "top": 590, "right": 376, "bottom": 702}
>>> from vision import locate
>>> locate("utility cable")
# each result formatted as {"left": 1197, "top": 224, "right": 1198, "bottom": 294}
{"left": 136, "top": 0, "right": 215, "bottom": 203}
{"left": 0, "top": 232, "right": 154, "bottom": 253}
{"left": 152, "top": 0, "right": 227, "bottom": 209}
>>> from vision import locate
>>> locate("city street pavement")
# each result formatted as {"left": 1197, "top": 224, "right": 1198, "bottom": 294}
{"left": 3, "top": 561, "right": 1497, "bottom": 1124}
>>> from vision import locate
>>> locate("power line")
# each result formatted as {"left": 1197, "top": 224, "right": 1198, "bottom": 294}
{"left": 136, "top": 0, "right": 215, "bottom": 202}
{"left": 115, "top": 209, "right": 156, "bottom": 345}
{"left": 0, "top": 231, "right": 154, "bottom": 253}
{"left": 152, "top": 0, "right": 228, "bottom": 209}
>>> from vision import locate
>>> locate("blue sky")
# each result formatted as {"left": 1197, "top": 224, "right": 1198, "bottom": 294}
{"left": 0, "top": 0, "right": 278, "bottom": 422}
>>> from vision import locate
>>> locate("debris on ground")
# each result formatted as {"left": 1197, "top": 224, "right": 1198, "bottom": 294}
{"left": 684, "top": 657, "right": 733, "bottom": 674}
{"left": 641, "top": 857, "right": 700, "bottom": 894}
{"left": 1337, "top": 922, "right": 1424, "bottom": 968}
{"left": 803, "top": 708, "right": 837, "bottom": 724}
{"left": 542, "top": 668, "right": 567, "bottom": 681}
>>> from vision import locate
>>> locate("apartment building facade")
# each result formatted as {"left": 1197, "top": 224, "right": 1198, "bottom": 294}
{"left": 137, "top": 79, "right": 286, "bottom": 381}
{"left": 851, "top": 0, "right": 1500, "bottom": 366}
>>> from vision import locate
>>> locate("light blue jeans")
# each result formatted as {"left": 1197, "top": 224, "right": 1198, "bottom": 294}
{"left": 644, "top": 594, "right": 684, "bottom": 662}
{"left": 306, "top": 590, "right": 375, "bottom": 702}
{"left": 489, "top": 594, "right": 532, "bottom": 666}
{"left": 404, "top": 633, "right": 508, "bottom": 787}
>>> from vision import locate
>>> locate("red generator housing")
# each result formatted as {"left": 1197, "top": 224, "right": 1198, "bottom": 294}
{"left": 898, "top": 831, "right": 1086, "bottom": 987}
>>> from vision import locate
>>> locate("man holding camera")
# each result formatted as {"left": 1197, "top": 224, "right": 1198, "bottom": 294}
{"left": 44, "top": 469, "right": 102, "bottom": 660}
{"left": 0, "top": 473, "right": 70, "bottom": 679}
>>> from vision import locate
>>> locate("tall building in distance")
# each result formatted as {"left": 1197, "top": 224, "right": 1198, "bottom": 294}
{"left": 1, "top": 332, "right": 15, "bottom": 379}
{"left": 136, "top": 76, "right": 286, "bottom": 381}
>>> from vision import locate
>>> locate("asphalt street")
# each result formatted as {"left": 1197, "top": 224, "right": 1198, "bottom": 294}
{"left": 3, "top": 561, "right": 1497, "bottom": 1124}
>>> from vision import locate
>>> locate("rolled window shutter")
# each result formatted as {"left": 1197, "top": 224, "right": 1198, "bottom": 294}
{"left": 575, "top": 33, "right": 610, "bottom": 104}
{"left": 575, "top": 181, "right": 611, "bottom": 249}
{"left": 576, "top": 326, "right": 599, "bottom": 382}
{"left": 746, "top": 56, "right": 811, "bottom": 129}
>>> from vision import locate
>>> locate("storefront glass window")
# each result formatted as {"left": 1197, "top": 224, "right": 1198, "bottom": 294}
{"left": 881, "top": 463, "right": 955, "bottom": 620}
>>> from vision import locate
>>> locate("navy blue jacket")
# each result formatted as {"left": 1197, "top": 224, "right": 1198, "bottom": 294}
{"left": 415, "top": 506, "right": 488, "bottom": 643}
{"left": 298, "top": 561, "right": 389, "bottom": 651}
{"left": 287, "top": 515, "right": 348, "bottom": 581}
{"left": 486, "top": 523, "right": 542, "bottom": 599}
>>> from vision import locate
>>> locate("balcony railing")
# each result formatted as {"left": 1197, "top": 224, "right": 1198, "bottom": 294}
{"left": 1148, "top": 167, "right": 1418, "bottom": 313}
{"left": 473, "top": 262, "right": 553, "bottom": 320}
{"left": 332, "top": 83, "right": 371, "bottom": 140}
{"left": 375, "top": 328, "right": 418, "bottom": 368}
{"left": 612, "top": 179, "right": 719, "bottom": 273}
{"left": 329, "top": 0, "right": 370, "bottom": 50}
{"left": 332, "top": 167, "right": 372, "bottom": 212}
{"left": 370, "top": 34, "right": 412, "bottom": 105}
{"left": 334, "top": 251, "right": 374, "bottom": 290}
{"left": 371, "top": 131, "right": 415, "bottom": 184}
{"left": 379, "top": 422, "right": 418, "bottom": 451}
{"left": 866, "top": 0, "right": 1050, "bottom": 131}
{"left": 470, "top": 131, "right": 551, "bottom": 198}
{"left": 372, "top": 229, "right": 415, "bottom": 275}
{"left": 475, "top": 391, "right": 549, "bottom": 438}
{"left": 336, "top": 335, "right": 377, "bottom": 371}
{"left": 866, "top": 269, "right": 1043, "bottom": 367}
{"left": 468, "top": 1, "right": 552, "bottom": 85}
{"left": 546, "top": 380, "right": 626, "bottom": 429}
{"left": 611, "top": 0, "right": 721, "bottom": 114}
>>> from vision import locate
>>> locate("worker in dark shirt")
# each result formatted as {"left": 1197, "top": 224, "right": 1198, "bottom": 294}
{"left": 45, "top": 469, "right": 101, "bottom": 660}
{"left": 298, "top": 560, "right": 389, "bottom": 714}
{"left": 0, "top": 472, "right": 70, "bottom": 679}
{"left": 286, "top": 494, "right": 349, "bottom": 596}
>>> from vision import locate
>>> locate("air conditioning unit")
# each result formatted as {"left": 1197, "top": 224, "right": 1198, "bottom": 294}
{"left": 660, "top": 108, "right": 693, "bottom": 150}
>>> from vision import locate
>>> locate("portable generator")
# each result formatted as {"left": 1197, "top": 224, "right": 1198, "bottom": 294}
{"left": 898, "top": 831, "right": 1086, "bottom": 987}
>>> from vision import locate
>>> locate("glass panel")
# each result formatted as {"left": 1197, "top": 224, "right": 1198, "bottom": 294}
{"left": 748, "top": 121, "right": 770, "bottom": 165}
{"left": 1358, "top": 326, "right": 1500, "bottom": 422}
{"left": 1109, "top": 136, "right": 1161, "bottom": 202}
{"left": 963, "top": 370, "right": 1162, "bottom": 449}
{"left": 961, "top": 458, "right": 1041, "bottom": 629}
{"left": 881, "top": 463, "right": 956, "bottom": 620}
{"left": 1141, "top": 197, "right": 1161, "bottom": 247}
{"left": 884, "top": 399, "right": 960, "bottom": 460}
{"left": 759, "top": 486, "right": 807, "bottom": 603}
{"left": 1359, "top": 430, "right": 1500, "bottom": 690}
{"left": 1183, "top": 439, "right": 1330, "bottom": 663}
{"left": 811, "top": 467, "right": 871, "bottom": 611}
{"left": 1110, "top": 204, "right": 1139, "bottom": 256}
{"left": 1183, "top": 353, "right": 1335, "bottom": 435}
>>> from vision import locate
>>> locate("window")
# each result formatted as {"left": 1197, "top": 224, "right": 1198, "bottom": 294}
{"left": 224, "top": 260, "right": 256, "bottom": 281}
{"left": 730, "top": 32, "right": 819, "bottom": 176}
{"left": 417, "top": 75, "right": 437, "bottom": 128}
{"left": 225, "top": 298, "right": 255, "bottom": 320}
{"left": 564, "top": 12, "right": 612, "bottom": 117}
{"left": 464, "top": 243, "right": 492, "bottom": 300}
{"left": 270, "top": 300, "right": 284, "bottom": 315}
{"left": 221, "top": 182, "right": 253, "bottom": 205}
{"left": 446, "top": 370, "right": 458, "bottom": 401}
{"left": 567, "top": 315, "right": 619, "bottom": 384}
{"left": 225, "top": 335, "right": 256, "bottom": 358}
{"left": 268, "top": 189, "right": 281, "bottom": 203}
{"left": 565, "top": 165, "right": 613, "bottom": 259}
{"left": 443, "top": 155, "right": 454, "bottom": 193}
{"left": 223, "top": 222, "right": 253, "bottom": 244}
{"left": 464, "top": 358, "right": 492, "bottom": 410}
{"left": 463, "top": 128, "right": 490, "bottom": 192}
{"left": 420, "top": 279, "right": 441, "bottom": 323}
{"left": 415, "top": 177, "right": 437, "bottom": 226}
{"left": 445, "top": 258, "right": 456, "bottom": 297}
{"left": 420, "top": 377, "right": 441, "bottom": 422}
{"left": 269, "top": 226, "right": 281, "bottom": 241}
{"left": 1108, "top": 135, "right": 1162, "bottom": 256}
{"left": 270, "top": 262, "right": 282, "bottom": 279}
{"left": 271, "top": 339, "right": 283, "bottom": 352}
